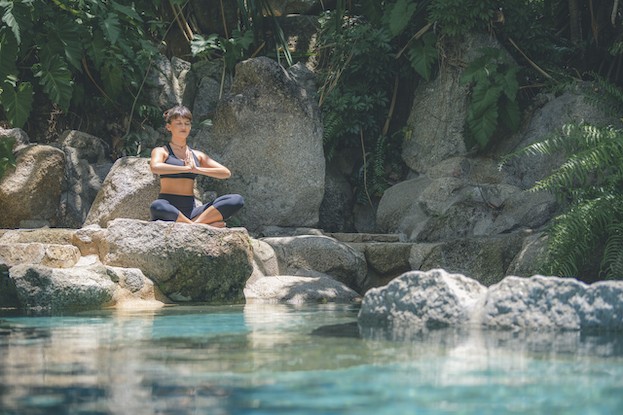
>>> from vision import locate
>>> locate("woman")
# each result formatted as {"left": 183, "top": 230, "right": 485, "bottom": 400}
{"left": 149, "top": 105, "right": 244, "bottom": 227}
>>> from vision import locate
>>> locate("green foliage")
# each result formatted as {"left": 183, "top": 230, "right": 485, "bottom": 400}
{"left": 0, "top": 137, "right": 16, "bottom": 179}
{"left": 385, "top": 0, "right": 418, "bottom": 38}
{"left": 0, "top": 0, "right": 164, "bottom": 129}
{"left": 546, "top": 194, "right": 623, "bottom": 280}
{"left": 585, "top": 73, "right": 623, "bottom": 119}
{"left": 191, "top": 29, "right": 254, "bottom": 72}
{"left": 427, "top": 0, "right": 494, "bottom": 37}
{"left": 317, "top": 13, "right": 395, "bottom": 158}
{"left": 503, "top": 122, "right": 623, "bottom": 280}
{"left": 0, "top": 80, "right": 33, "bottom": 128}
{"left": 317, "top": 1, "right": 434, "bottom": 200}
{"left": 406, "top": 31, "right": 437, "bottom": 81}
{"left": 460, "top": 48, "right": 520, "bottom": 150}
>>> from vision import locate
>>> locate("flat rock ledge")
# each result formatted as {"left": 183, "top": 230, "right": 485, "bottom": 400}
{"left": 358, "top": 269, "right": 623, "bottom": 333}
{"left": 244, "top": 275, "right": 360, "bottom": 304}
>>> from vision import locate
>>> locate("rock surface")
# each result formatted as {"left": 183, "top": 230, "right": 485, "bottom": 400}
{"left": 358, "top": 269, "right": 487, "bottom": 329}
{"left": 200, "top": 56, "right": 325, "bottom": 231}
{"left": 101, "top": 219, "right": 254, "bottom": 303}
{"left": 358, "top": 269, "right": 623, "bottom": 333}
{"left": 244, "top": 274, "right": 360, "bottom": 304}
{"left": 84, "top": 157, "right": 159, "bottom": 227}
{"left": 261, "top": 234, "right": 367, "bottom": 293}
{"left": 0, "top": 145, "right": 65, "bottom": 228}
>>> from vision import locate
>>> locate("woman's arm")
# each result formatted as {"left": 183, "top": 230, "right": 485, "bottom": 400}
{"left": 192, "top": 151, "right": 232, "bottom": 179}
{"left": 149, "top": 147, "right": 192, "bottom": 175}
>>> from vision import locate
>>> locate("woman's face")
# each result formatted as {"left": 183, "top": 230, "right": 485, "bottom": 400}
{"left": 166, "top": 116, "right": 192, "bottom": 139}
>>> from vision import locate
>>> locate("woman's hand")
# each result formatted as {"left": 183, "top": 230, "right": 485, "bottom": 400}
{"left": 184, "top": 150, "right": 197, "bottom": 171}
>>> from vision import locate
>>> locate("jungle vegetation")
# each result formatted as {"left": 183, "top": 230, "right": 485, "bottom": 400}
{"left": 1, "top": 0, "right": 622, "bottom": 280}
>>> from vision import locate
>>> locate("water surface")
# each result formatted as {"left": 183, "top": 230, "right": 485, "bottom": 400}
{"left": 1, "top": 304, "right": 622, "bottom": 414}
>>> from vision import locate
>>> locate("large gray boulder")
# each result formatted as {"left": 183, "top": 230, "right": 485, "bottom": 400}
{"left": 198, "top": 56, "right": 325, "bottom": 231}
{"left": 144, "top": 54, "right": 195, "bottom": 110}
{"left": 8, "top": 263, "right": 117, "bottom": 310}
{"left": 261, "top": 234, "right": 367, "bottom": 293}
{"left": 84, "top": 157, "right": 159, "bottom": 227}
{"left": 101, "top": 219, "right": 254, "bottom": 302}
{"left": 358, "top": 269, "right": 487, "bottom": 329}
{"left": 6, "top": 262, "right": 161, "bottom": 311}
{"left": 482, "top": 276, "right": 623, "bottom": 331}
{"left": 358, "top": 269, "right": 623, "bottom": 333}
{"left": 59, "top": 130, "right": 112, "bottom": 228}
{"left": 191, "top": 60, "right": 229, "bottom": 122}
{"left": 402, "top": 65, "right": 467, "bottom": 174}
{"left": 408, "top": 233, "right": 526, "bottom": 286}
{"left": 377, "top": 174, "right": 557, "bottom": 243}
{"left": 402, "top": 34, "right": 517, "bottom": 175}
{"left": 0, "top": 145, "right": 65, "bottom": 228}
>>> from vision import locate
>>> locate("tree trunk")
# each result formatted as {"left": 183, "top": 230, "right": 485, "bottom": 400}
{"left": 569, "top": 0, "right": 582, "bottom": 43}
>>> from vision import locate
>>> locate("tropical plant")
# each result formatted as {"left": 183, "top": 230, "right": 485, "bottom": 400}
{"left": 501, "top": 120, "right": 623, "bottom": 281}
{"left": 317, "top": 0, "right": 439, "bottom": 201}
{"left": 460, "top": 47, "right": 520, "bottom": 150}
{"left": 0, "top": 137, "right": 16, "bottom": 179}
{"left": 191, "top": 30, "right": 254, "bottom": 72}
{"left": 427, "top": 0, "right": 495, "bottom": 37}
{"left": 0, "top": 0, "right": 165, "bottom": 133}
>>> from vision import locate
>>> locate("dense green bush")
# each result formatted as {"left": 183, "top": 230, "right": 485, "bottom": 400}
{"left": 0, "top": 0, "right": 166, "bottom": 133}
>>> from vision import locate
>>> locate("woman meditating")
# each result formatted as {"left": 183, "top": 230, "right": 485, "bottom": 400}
{"left": 149, "top": 105, "right": 244, "bottom": 227}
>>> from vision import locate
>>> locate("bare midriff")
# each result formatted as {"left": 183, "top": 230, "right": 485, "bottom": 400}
{"left": 159, "top": 177, "right": 195, "bottom": 196}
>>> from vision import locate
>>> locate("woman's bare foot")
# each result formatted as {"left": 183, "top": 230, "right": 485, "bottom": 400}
{"left": 195, "top": 220, "right": 226, "bottom": 228}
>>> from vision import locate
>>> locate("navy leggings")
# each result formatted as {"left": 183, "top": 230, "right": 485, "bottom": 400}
{"left": 150, "top": 193, "right": 244, "bottom": 222}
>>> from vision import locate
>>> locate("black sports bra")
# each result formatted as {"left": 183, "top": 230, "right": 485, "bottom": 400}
{"left": 159, "top": 143, "right": 200, "bottom": 180}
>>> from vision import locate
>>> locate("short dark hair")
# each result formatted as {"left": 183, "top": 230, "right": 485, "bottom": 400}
{"left": 163, "top": 105, "right": 193, "bottom": 123}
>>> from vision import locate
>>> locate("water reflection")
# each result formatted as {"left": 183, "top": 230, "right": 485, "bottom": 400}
{"left": 359, "top": 323, "right": 623, "bottom": 358}
{"left": 0, "top": 304, "right": 622, "bottom": 415}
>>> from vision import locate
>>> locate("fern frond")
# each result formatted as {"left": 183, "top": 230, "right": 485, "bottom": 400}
{"left": 547, "top": 194, "right": 623, "bottom": 278}
{"left": 601, "top": 222, "right": 623, "bottom": 279}
{"left": 530, "top": 125, "right": 623, "bottom": 194}
{"left": 585, "top": 72, "right": 623, "bottom": 117}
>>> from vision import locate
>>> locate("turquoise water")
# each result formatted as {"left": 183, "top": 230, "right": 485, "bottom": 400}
{"left": 1, "top": 303, "right": 622, "bottom": 414}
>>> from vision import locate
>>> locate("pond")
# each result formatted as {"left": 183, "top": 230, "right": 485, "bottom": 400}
{"left": 0, "top": 303, "right": 622, "bottom": 414}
